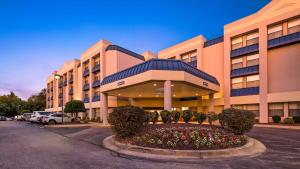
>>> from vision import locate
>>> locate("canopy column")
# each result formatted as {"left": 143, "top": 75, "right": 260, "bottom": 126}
{"left": 164, "top": 80, "right": 172, "bottom": 111}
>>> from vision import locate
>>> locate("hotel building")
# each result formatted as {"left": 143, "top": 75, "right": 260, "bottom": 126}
{"left": 45, "top": 0, "right": 300, "bottom": 124}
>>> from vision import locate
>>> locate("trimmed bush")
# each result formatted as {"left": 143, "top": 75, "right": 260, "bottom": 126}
{"left": 64, "top": 100, "right": 86, "bottom": 118}
{"left": 293, "top": 116, "right": 300, "bottom": 123}
{"left": 144, "top": 111, "right": 150, "bottom": 123}
{"left": 219, "top": 108, "right": 255, "bottom": 135}
{"left": 108, "top": 106, "right": 145, "bottom": 138}
{"left": 149, "top": 111, "right": 159, "bottom": 124}
{"left": 171, "top": 110, "right": 180, "bottom": 123}
{"left": 160, "top": 110, "right": 171, "bottom": 123}
{"left": 283, "top": 117, "right": 294, "bottom": 124}
{"left": 207, "top": 112, "right": 218, "bottom": 125}
{"left": 196, "top": 112, "right": 207, "bottom": 124}
{"left": 182, "top": 110, "right": 193, "bottom": 123}
{"left": 272, "top": 115, "right": 281, "bottom": 123}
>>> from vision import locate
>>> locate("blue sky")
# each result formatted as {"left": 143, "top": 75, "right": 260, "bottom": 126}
{"left": 0, "top": 0, "right": 270, "bottom": 99}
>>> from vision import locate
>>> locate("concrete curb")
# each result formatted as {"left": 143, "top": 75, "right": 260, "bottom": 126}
{"left": 103, "top": 135, "right": 266, "bottom": 161}
{"left": 255, "top": 124, "right": 300, "bottom": 130}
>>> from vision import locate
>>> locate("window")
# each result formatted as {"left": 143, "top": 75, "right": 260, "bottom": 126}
{"left": 94, "top": 88, "right": 100, "bottom": 97}
{"left": 231, "top": 77, "right": 243, "bottom": 89}
{"left": 289, "top": 102, "right": 300, "bottom": 116}
{"left": 246, "top": 75, "right": 259, "bottom": 88}
{"left": 231, "top": 36, "right": 243, "bottom": 50}
{"left": 268, "top": 24, "right": 283, "bottom": 40}
{"left": 84, "top": 91, "right": 89, "bottom": 98}
{"left": 246, "top": 54, "right": 259, "bottom": 66}
{"left": 231, "top": 57, "right": 243, "bottom": 70}
{"left": 93, "top": 56, "right": 100, "bottom": 66}
{"left": 288, "top": 17, "right": 300, "bottom": 34}
{"left": 268, "top": 103, "right": 284, "bottom": 117}
{"left": 94, "top": 73, "right": 100, "bottom": 81}
{"left": 246, "top": 32, "right": 258, "bottom": 46}
{"left": 181, "top": 55, "right": 189, "bottom": 63}
{"left": 84, "top": 77, "right": 89, "bottom": 84}
{"left": 180, "top": 50, "right": 197, "bottom": 63}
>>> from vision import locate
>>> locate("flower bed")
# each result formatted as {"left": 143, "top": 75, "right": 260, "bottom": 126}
{"left": 117, "top": 124, "right": 247, "bottom": 150}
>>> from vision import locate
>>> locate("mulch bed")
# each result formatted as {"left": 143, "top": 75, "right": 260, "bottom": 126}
{"left": 117, "top": 123, "right": 247, "bottom": 150}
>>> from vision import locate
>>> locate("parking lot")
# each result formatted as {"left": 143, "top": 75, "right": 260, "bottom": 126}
{"left": 0, "top": 121, "right": 299, "bottom": 169}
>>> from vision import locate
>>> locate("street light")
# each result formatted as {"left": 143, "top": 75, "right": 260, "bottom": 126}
{"left": 54, "top": 74, "right": 64, "bottom": 124}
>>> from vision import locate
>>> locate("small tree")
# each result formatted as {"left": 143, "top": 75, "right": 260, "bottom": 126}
{"left": 196, "top": 112, "right": 207, "bottom": 124}
{"left": 64, "top": 100, "right": 85, "bottom": 118}
{"left": 171, "top": 110, "right": 180, "bottom": 123}
{"left": 182, "top": 110, "right": 193, "bottom": 123}
{"left": 149, "top": 111, "right": 159, "bottom": 124}
{"left": 207, "top": 112, "right": 218, "bottom": 125}
{"left": 160, "top": 110, "right": 171, "bottom": 123}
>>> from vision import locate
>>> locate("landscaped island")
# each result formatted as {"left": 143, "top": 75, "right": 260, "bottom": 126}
{"left": 108, "top": 106, "right": 256, "bottom": 150}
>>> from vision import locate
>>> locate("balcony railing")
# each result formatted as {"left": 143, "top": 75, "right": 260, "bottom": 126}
{"left": 82, "top": 69, "right": 90, "bottom": 77}
{"left": 58, "top": 82, "right": 63, "bottom": 88}
{"left": 83, "top": 97, "right": 90, "bottom": 103}
{"left": 92, "top": 64, "right": 100, "bottom": 73}
{"left": 231, "top": 87, "right": 259, "bottom": 97}
{"left": 63, "top": 80, "right": 67, "bottom": 86}
{"left": 51, "top": 87, "right": 53, "bottom": 91}
{"left": 231, "top": 65, "right": 259, "bottom": 78}
{"left": 92, "top": 80, "right": 101, "bottom": 88}
{"left": 83, "top": 83, "right": 90, "bottom": 91}
{"left": 69, "top": 88, "right": 74, "bottom": 95}
{"left": 58, "top": 93, "right": 63, "bottom": 98}
{"left": 51, "top": 96, "right": 53, "bottom": 100}
{"left": 231, "top": 44, "right": 259, "bottom": 58}
{"left": 92, "top": 95, "right": 100, "bottom": 102}
{"left": 69, "top": 77, "right": 73, "bottom": 84}
{"left": 187, "top": 60, "right": 197, "bottom": 68}
{"left": 268, "top": 31, "right": 300, "bottom": 49}
{"left": 59, "top": 102, "right": 63, "bottom": 107}
{"left": 203, "top": 36, "right": 224, "bottom": 48}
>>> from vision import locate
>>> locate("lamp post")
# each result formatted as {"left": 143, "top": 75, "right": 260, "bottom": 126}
{"left": 54, "top": 74, "right": 64, "bottom": 124}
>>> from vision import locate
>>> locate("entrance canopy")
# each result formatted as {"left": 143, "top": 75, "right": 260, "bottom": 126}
{"left": 101, "top": 59, "right": 220, "bottom": 98}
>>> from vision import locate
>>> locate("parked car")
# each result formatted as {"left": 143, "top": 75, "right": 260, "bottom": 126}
{"left": 30, "top": 111, "right": 51, "bottom": 123}
{"left": 0, "top": 116, "right": 6, "bottom": 121}
{"left": 22, "top": 113, "right": 33, "bottom": 121}
{"left": 43, "top": 113, "right": 75, "bottom": 125}
{"left": 15, "top": 115, "right": 23, "bottom": 121}
{"left": 6, "top": 117, "right": 13, "bottom": 121}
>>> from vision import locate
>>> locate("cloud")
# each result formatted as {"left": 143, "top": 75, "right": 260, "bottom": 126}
{"left": 0, "top": 82, "right": 37, "bottom": 100}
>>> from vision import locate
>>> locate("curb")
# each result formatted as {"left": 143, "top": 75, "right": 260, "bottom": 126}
{"left": 255, "top": 124, "right": 300, "bottom": 130}
{"left": 103, "top": 135, "right": 266, "bottom": 162}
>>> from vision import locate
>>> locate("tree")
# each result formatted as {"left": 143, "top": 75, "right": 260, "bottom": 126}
{"left": 26, "top": 89, "right": 46, "bottom": 112}
{"left": 64, "top": 100, "right": 85, "bottom": 118}
{"left": 0, "top": 92, "right": 23, "bottom": 117}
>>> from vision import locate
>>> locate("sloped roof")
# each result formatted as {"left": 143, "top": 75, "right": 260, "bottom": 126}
{"left": 101, "top": 59, "right": 219, "bottom": 85}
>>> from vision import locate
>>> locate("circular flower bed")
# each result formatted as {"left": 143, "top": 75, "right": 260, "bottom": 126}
{"left": 117, "top": 123, "right": 247, "bottom": 150}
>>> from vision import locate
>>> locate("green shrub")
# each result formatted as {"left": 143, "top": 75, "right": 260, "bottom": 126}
{"left": 64, "top": 100, "right": 86, "bottom": 118}
{"left": 144, "top": 111, "right": 150, "bottom": 123}
{"left": 293, "top": 116, "right": 300, "bottom": 123}
{"left": 196, "top": 112, "right": 207, "bottom": 124}
{"left": 149, "top": 111, "right": 159, "bottom": 124}
{"left": 108, "top": 106, "right": 145, "bottom": 138}
{"left": 207, "top": 112, "right": 218, "bottom": 125}
{"left": 283, "top": 117, "right": 294, "bottom": 124}
{"left": 272, "top": 115, "right": 281, "bottom": 123}
{"left": 160, "top": 110, "right": 171, "bottom": 123}
{"left": 171, "top": 110, "right": 180, "bottom": 123}
{"left": 182, "top": 110, "right": 193, "bottom": 123}
{"left": 219, "top": 108, "right": 255, "bottom": 135}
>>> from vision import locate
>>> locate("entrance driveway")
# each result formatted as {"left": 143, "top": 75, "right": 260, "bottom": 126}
{"left": 0, "top": 121, "right": 299, "bottom": 169}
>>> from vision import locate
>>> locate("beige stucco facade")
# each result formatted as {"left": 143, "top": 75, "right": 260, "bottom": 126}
{"left": 46, "top": 0, "right": 300, "bottom": 124}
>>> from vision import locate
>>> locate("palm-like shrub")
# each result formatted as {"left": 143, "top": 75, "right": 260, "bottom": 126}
{"left": 219, "top": 108, "right": 255, "bottom": 135}
{"left": 196, "top": 112, "right": 207, "bottom": 124}
{"left": 64, "top": 100, "right": 85, "bottom": 118}
{"left": 108, "top": 106, "right": 145, "bottom": 138}
{"left": 171, "top": 110, "right": 180, "bottom": 123}
{"left": 283, "top": 117, "right": 294, "bottom": 124}
{"left": 160, "top": 110, "right": 171, "bottom": 123}
{"left": 149, "top": 111, "right": 159, "bottom": 124}
{"left": 182, "top": 110, "right": 193, "bottom": 123}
